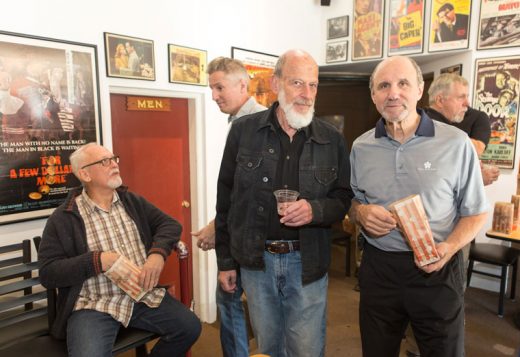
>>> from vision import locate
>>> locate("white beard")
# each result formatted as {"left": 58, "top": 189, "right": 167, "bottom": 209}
{"left": 278, "top": 89, "right": 314, "bottom": 129}
{"left": 108, "top": 170, "right": 123, "bottom": 189}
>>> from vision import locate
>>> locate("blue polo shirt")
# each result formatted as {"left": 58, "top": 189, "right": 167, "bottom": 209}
{"left": 350, "top": 109, "right": 488, "bottom": 252}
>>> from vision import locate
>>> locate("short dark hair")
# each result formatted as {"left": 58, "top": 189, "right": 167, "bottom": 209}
{"left": 437, "top": 3, "right": 454, "bottom": 16}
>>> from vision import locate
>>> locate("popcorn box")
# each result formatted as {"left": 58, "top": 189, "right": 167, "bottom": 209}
{"left": 492, "top": 202, "right": 514, "bottom": 234}
{"left": 389, "top": 194, "right": 440, "bottom": 266}
{"left": 104, "top": 255, "right": 147, "bottom": 302}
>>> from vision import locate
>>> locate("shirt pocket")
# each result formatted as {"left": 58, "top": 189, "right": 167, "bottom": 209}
{"left": 314, "top": 167, "right": 338, "bottom": 186}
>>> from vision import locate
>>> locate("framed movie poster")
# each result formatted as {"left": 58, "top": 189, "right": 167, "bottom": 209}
{"left": 0, "top": 31, "right": 101, "bottom": 224}
{"left": 326, "top": 41, "right": 348, "bottom": 63}
{"left": 388, "top": 0, "right": 425, "bottom": 56}
{"left": 168, "top": 44, "right": 207, "bottom": 86}
{"left": 428, "top": 0, "right": 472, "bottom": 53}
{"left": 477, "top": 0, "right": 520, "bottom": 50}
{"left": 231, "top": 47, "right": 278, "bottom": 107}
{"left": 352, "top": 0, "right": 385, "bottom": 61}
{"left": 327, "top": 15, "right": 349, "bottom": 39}
{"left": 440, "top": 63, "right": 463, "bottom": 75}
{"left": 473, "top": 56, "right": 520, "bottom": 168}
{"left": 104, "top": 32, "right": 155, "bottom": 81}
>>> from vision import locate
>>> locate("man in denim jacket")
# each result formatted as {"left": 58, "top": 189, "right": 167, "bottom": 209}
{"left": 215, "top": 49, "right": 353, "bottom": 357}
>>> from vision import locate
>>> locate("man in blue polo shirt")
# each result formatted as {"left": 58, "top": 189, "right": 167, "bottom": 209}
{"left": 349, "top": 56, "right": 488, "bottom": 357}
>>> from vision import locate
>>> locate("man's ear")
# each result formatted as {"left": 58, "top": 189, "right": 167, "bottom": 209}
{"left": 77, "top": 168, "right": 91, "bottom": 183}
{"left": 271, "top": 76, "right": 280, "bottom": 94}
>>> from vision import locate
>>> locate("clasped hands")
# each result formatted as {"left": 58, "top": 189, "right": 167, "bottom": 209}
{"left": 356, "top": 204, "right": 454, "bottom": 273}
{"left": 101, "top": 251, "right": 164, "bottom": 291}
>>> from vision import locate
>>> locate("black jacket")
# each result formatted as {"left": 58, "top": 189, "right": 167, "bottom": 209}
{"left": 215, "top": 103, "right": 353, "bottom": 284}
{"left": 38, "top": 186, "right": 182, "bottom": 339}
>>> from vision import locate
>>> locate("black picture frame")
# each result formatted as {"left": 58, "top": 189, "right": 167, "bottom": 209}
{"left": 327, "top": 15, "right": 349, "bottom": 40}
{"left": 326, "top": 41, "right": 348, "bottom": 63}
{"left": 0, "top": 30, "right": 102, "bottom": 224}
{"left": 231, "top": 47, "right": 279, "bottom": 107}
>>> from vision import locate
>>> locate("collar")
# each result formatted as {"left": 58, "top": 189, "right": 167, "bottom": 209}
{"left": 374, "top": 109, "right": 435, "bottom": 138}
{"left": 229, "top": 97, "right": 259, "bottom": 123}
{"left": 80, "top": 189, "right": 120, "bottom": 213}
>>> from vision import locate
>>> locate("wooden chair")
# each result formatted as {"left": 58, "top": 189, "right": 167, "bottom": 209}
{"left": 467, "top": 241, "right": 520, "bottom": 317}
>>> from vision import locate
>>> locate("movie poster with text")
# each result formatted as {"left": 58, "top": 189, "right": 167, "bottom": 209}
{"left": 477, "top": 0, "right": 520, "bottom": 50}
{"left": 352, "top": 0, "right": 385, "bottom": 60}
{"left": 389, "top": 0, "right": 425, "bottom": 56}
{"left": 473, "top": 56, "right": 520, "bottom": 168}
{"left": 428, "top": 0, "right": 471, "bottom": 52}
{"left": 0, "top": 32, "right": 100, "bottom": 223}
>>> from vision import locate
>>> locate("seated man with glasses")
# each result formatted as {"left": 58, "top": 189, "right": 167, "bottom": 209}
{"left": 38, "top": 142, "right": 201, "bottom": 357}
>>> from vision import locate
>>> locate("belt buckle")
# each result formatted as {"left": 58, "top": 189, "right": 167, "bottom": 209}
{"left": 267, "top": 241, "right": 282, "bottom": 254}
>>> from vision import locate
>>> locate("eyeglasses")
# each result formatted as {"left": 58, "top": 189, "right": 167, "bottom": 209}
{"left": 81, "top": 156, "right": 120, "bottom": 169}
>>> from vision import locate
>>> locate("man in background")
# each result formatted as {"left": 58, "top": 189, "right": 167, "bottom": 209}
{"left": 192, "top": 56, "right": 265, "bottom": 357}
{"left": 39, "top": 142, "right": 201, "bottom": 357}
{"left": 350, "top": 56, "right": 487, "bottom": 356}
{"left": 426, "top": 73, "right": 499, "bottom": 185}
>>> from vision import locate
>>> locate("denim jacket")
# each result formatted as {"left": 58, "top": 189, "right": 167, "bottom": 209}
{"left": 215, "top": 103, "right": 353, "bottom": 284}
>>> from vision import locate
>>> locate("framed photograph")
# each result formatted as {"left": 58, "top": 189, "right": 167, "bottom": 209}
{"left": 104, "top": 32, "right": 155, "bottom": 80}
{"left": 168, "top": 44, "right": 207, "bottom": 86}
{"left": 473, "top": 56, "right": 520, "bottom": 169}
{"left": 388, "top": 0, "right": 425, "bottom": 56}
{"left": 352, "top": 0, "right": 385, "bottom": 61}
{"left": 231, "top": 47, "right": 278, "bottom": 107}
{"left": 0, "top": 31, "right": 101, "bottom": 224}
{"left": 477, "top": 0, "right": 520, "bottom": 50}
{"left": 327, "top": 15, "right": 349, "bottom": 39}
{"left": 440, "top": 63, "right": 463, "bottom": 75}
{"left": 428, "top": 0, "right": 472, "bottom": 53}
{"left": 326, "top": 41, "right": 348, "bottom": 63}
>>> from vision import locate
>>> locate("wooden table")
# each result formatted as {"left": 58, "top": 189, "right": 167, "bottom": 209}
{"left": 485, "top": 230, "right": 520, "bottom": 243}
{"left": 486, "top": 230, "right": 520, "bottom": 328}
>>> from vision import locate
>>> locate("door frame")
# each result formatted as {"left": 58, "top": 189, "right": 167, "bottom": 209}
{"left": 108, "top": 86, "right": 216, "bottom": 322}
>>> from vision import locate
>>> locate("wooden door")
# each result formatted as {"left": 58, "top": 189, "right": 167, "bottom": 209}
{"left": 110, "top": 94, "right": 192, "bottom": 303}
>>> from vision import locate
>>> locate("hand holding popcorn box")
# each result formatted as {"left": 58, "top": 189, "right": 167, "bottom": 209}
{"left": 104, "top": 255, "right": 147, "bottom": 301}
{"left": 389, "top": 194, "right": 440, "bottom": 266}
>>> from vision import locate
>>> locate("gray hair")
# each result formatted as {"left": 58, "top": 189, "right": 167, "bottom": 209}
{"left": 369, "top": 56, "right": 424, "bottom": 92}
{"left": 69, "top": 142, "right": 98, "bottom": 176}
{"left": 207, "top": 57, "right": 249, "bottom": 83}
{"left": 428, "top": 73, "right": 468, "bottom": 106}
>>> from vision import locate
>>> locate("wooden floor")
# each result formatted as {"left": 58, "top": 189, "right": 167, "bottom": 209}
{"left": 124, "top": 243, "right": 520, "bottom": 356}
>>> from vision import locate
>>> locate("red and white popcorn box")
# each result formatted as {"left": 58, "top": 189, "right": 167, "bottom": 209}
{"left": 104, "top": 255, "right": 147, "bottom": 302}
{"left": 389, "top": 194, "right": 440, "bottom": 266}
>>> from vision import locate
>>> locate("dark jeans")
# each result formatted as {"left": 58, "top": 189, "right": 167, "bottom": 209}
{"left": 67, "top": 294, "right": 201, "bottom": 357}
{"left": 359, "top": 243, "right": 464, "bottom": 357}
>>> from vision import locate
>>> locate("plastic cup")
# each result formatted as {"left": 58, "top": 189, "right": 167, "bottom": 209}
{"left": 273, "top": 189, "right": 299, "bottom": 216}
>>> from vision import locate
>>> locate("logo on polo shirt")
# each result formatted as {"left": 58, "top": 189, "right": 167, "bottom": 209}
{"left": 418, "top": 161, "right": 437, "bottom": 171}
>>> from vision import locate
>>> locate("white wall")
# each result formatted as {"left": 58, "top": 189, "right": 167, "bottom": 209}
{"left": 0, "top": 0, "right": 324, "bottom": 321}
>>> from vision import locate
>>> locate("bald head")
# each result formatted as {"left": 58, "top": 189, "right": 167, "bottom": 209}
{"left": 274, "top": 49, "right": 318, "bottom": 79}
{"left": 370, "top": 56, "right": 423, "bottom": 92}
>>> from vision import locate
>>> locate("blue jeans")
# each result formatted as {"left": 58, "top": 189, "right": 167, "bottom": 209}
{"left": 66, "top": 294, "right": 201, "bottom": 357}
{"left": 241, "top": 250, "right": 328, "bottom": 357}
{"left": 216, "top": 271, "right": 249, "bottom": 357}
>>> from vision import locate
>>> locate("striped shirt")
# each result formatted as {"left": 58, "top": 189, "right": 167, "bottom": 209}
{"left": 74, "top": 190, "right": 165, "bottom": 326}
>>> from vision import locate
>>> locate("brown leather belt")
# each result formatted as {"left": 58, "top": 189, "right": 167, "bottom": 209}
{"left": 265, "top": 240, "right": 300, "bottom": 254}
